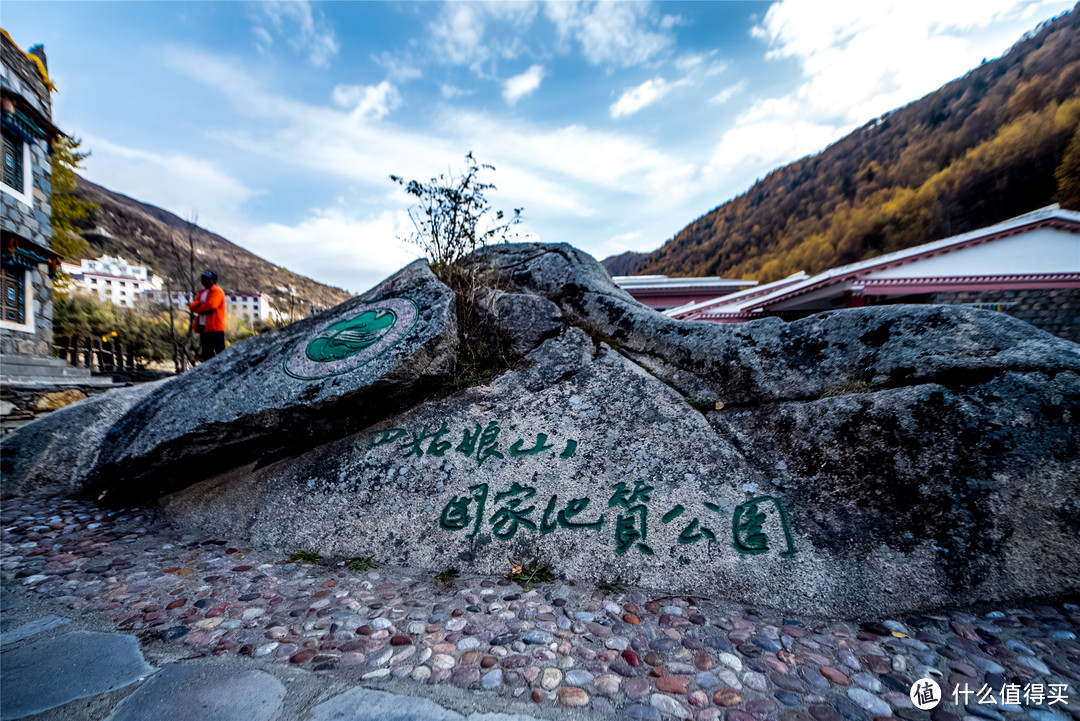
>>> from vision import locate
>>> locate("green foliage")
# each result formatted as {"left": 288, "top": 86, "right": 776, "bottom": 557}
{"left": 346, "top": 556, "right": 379, "bottom": 573}
{"left": 1056, "top": 124, "right": 1080, "bottom": 210}
{"left": 288, "top": 550, "right": 321, "bottom": 564}
{"left": 506, "top": 559, "right": 555, "bottom": 591}
{"left": 688, "top": 396, "right": 718, "bottom": 414}
{"left": 53, "top": 294, "right": 171, "bottom": 365}
{"left": 634, "top": 11, "right": 1080, "bottom": 282}
{"left": 391, "top": 152, "right": 522, "bottom": 270}
{"left": 435, "top": 568, "right": 460, "bottom": 587}
{"left": 433, "top": 263, "right": 518, "bottom": 392}
{"left": 50, "top": 136, "right": 96, "bottom": 261}
{"left": 597, "top": 578, "right": 626, "bottom": 594}
{"left": 391, "top": 155, "right": 525, "bottom": 392}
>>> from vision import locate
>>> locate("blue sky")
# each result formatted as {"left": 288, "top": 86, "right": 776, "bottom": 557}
{"left": 3, "top": 1, "right": 1074, "bottom": 293}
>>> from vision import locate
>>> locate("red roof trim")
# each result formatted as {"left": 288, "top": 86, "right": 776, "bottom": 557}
{"left": 742, "top": 217, "right": 1080, "bottom": 312}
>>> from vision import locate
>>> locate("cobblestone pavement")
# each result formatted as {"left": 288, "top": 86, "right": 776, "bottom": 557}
{"left": 2, "top": 494, "right": 1079, "bottom": 721}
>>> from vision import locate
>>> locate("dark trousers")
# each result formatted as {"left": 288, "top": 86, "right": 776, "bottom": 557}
{"left": 199, "top": 331, "right": 225, "bottom": 361}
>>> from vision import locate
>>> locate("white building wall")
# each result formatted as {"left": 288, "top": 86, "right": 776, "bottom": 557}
{"left": 62, "top": 256, "right": 164, "bottom": 308}
{"left": 864, "top": 228, "right": 1080, "bottom": 279}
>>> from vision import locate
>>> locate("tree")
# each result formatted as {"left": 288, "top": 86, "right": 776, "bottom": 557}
{"left": 390, "top": 152, "right": 522, "bottom": 274}
{"left": 1056, "top": 124, "right": 1080, "bottom": 210}
{"left": 53, "top": 294, "right": 171, "bottom": 368}
{"left": 162, "top": 211, "right": 200, "bottom": 372}
{"left": 50, "top": 135, "right": 96, "bottom": 261}
{"left": 391, "top": 153, "right": 523, "bottom": 390}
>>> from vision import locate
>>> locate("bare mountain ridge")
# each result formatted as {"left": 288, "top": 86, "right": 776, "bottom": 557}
{"left": 71, "top": 175, "right": 352, "bottom": 312}
{"left": 604, "top": 7, "right": 1080, "bottom": 281}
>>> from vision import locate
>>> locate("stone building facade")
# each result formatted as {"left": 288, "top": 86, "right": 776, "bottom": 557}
{"left": 924, "top": 288, "right": 1080, "bottom": 344}
{"left": 1, "top": 29, "right": 59, "bottom": 361}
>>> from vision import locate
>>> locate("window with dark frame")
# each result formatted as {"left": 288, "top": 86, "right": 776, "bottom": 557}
{"left": 3, "top": 134, "right": 24, "bottom": 191}
{"left": 1, "top": 265, "right": 26, "bottom": 323}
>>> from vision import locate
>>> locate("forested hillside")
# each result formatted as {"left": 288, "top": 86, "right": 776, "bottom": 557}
{"left": 71, "top": 176, "right": 352, "bottom": 311}
{"left": 622, "top": 8, "right": 1080, "bottom": 282}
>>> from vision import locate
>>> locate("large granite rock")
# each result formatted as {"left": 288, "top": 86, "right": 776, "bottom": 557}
{"left": 8, "top": 243, "right": 1080, "bottom": 615}
{"left": 1, "top": 260, "right": 457, "bottom": 499}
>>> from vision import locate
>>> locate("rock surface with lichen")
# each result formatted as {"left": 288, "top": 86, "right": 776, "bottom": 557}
{"left": 5, "top": 243, "right": 1079, "bottom": 615}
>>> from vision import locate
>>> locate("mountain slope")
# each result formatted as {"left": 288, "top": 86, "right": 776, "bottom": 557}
{"left": 610, "top": 7, "right": 1080, "bottom": 282}
{"left": 71, "top": 175, "right": 351, "bottom": 311}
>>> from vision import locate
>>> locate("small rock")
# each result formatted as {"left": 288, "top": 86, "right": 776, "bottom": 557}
{"left": 656, "top": 675, "right": 691, "bottom": 694}
{"left": 853, "top": 672, "right": 882, "bottom": 692}
{"left": 625, "top": 704, "right": 661, "bottom": 720}
{"left": 714, "top": 688, "right": 743, "bottom": 706}
{"left": 821, "top": 666, "right": 850, "bottom": 685}
{"left": 432, "top": 654, "right": 455, "bottom": 670}
{"left": 651, "top": 693, "right": 689, "bottom": 717}
{"left": 718, "top": 652, "right": 743, "bottom": 671}
{"left": 524, "top": 630, "right": 553, "bottom": 644}
{"left": 565, "top": 669, "right": 594, "bottom": 686}
{"left": 542, "top": 667, "right": 563, "bottom": 689}
{"left": 558, "top": 687, "right": 589, "bottom": 707}
{"left": 847, "top": 688, "right": 892, "bottom": 716}
{"left": 481, "top": 669, "right": 503, "bottom": 690}
{"left": 595, "top": 674, "right": 621, "bottom": 695}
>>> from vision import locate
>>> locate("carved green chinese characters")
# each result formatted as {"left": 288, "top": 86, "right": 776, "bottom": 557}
{"left": 437, "top": 481, "right": 797, "bottom": 560}
{"left": 608, "top": 480, "right": 655, "bottom": 555}
{"left": 360, "top": 420, "right": 578, "bottom": 467}
{"left": 732, "top": 496, "right": 797, "bottom": 557}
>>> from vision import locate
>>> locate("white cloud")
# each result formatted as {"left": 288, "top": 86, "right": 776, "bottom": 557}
{"left": 604, "top": 230, "right": 646, "bottom": 254}
{"left": 503, "top": 64, "right": 546, "bottom": 105}
{"left": 708, "top": 0, "right": 1074, "bottom": 179}
{"left": 428, "top": 2, "right": 538, "bottom": 73}
{"left": 331, "top": 81, "right": 402, "bottom": 121}
{"left": 251, "top": 1, "right": 339, "bottom": 68}
{"left": 675, "top": 51, "right": 726, "bottom": 76}
{"left": 610, "top": 78, "right": 672, "bottom": 118}
{"left": 252, "top": 26, "right": 273, "bottom": 53}
{"left": 372, "top": 51, "right": 422, "bottom": 83}
{"left": 241, "top": 209, "right": 421, "bottom": 294}
{"left": 611, "top": 50, "right": 729, "bottom": 118}
{"left": 440, "top": 83, "right": 472, "bottom": 99}
{"left": 544, "top": 1, "right": 672, "bottom": 68}
{"left": 659, "top": 15, "right": 686, "bottom": 31}
{"left": 709, "top": 80, "right": 746, "bottom": 106}
{"left": 79, "top": 134, "right": 259, "bottom": 241}
{"left": 153, "top": 42, "right": 715, "bottom": 286}
{"left": 751, "top": 0, "right": 1076, "bottom": 126}
{"left": 707, "top": 120, "right": 841, "bottom": 177}
{"left": 161, "top": 45, "right": 700, "bottom": 213}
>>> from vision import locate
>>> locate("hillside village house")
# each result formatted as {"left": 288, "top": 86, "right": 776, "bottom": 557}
{"left": 60, "top": 254, "right": 164, "bottom": 308}
{"left": 143, "top": 288, "right": 276, "bottom": 326}
{"left": 60, "top": 251, "right": 277, "bottom": 327}
{"left": 0, "top": 29, "right": 71, "bottom": 383}
{"left": 654, "top": 205, "right": 1080, "bottom": 343}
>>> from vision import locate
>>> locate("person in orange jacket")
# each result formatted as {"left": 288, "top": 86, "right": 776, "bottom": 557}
{"left": 188, "top": 269, "right": 226, "bottom": 361}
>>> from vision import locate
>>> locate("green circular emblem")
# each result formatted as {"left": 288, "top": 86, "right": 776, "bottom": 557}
{"left": 305, "top": 308, "right": 397, "bottom": 362}
{"left": 283, "top": 297, "right": 419, "bottom": 380}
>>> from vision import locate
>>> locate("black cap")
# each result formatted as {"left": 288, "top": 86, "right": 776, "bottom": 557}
{"left": 201, "top": 269, "right": 218, "bottom": 282}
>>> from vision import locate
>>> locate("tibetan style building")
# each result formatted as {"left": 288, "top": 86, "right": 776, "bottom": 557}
{"left": 663, "top": 205, "right": 1080, "bottom": 343}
